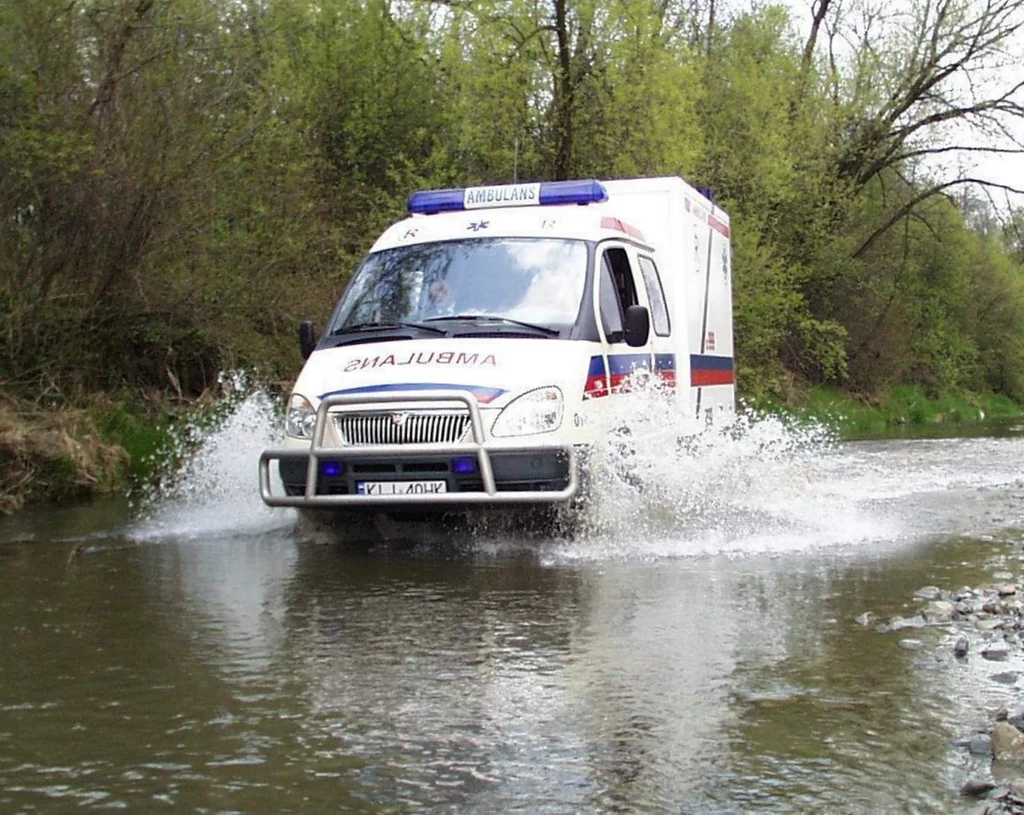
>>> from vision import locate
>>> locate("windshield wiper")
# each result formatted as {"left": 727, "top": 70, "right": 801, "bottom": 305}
{"left": 331, "top": 321, "right": 446, "bottom": 336}
{"left": 423, "top": 314, "right": 560, "bottom": 336}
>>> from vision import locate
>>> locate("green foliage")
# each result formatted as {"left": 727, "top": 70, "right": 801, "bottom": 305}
{"left": 92, "top": 400, "right": 172, "bottom": 483}
{"left": 766, "top": 385, "right": 1024, "bottom": 440}
{"left": 1, "top": 0, "right": 1023, "bottom": 419}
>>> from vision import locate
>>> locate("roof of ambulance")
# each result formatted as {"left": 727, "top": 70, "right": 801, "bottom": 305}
{"left": 368, "top": 178, "right": 728, "bottom": 253}
{"left": 369, "top": 203, "right": 633, "bottom": 252}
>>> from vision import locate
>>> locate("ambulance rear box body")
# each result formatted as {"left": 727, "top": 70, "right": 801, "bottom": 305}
{"left": 259, "top": 177, "right": 735, "bottom": 511}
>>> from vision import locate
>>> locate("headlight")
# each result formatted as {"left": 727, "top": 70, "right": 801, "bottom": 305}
{"left": 286, "top": 394, "right": 317, "bottom": 439}
{"left": 491, "top": 386, "right": 563, "bottom": 437}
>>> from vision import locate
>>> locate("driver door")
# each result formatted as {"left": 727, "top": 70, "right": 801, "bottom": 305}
{"left": 596, "top": 244, "right": 653, "bottom": 393}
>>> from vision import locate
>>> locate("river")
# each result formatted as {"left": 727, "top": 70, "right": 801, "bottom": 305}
{"left": 2, "top": 395, "right": 1024, "bottom": 813}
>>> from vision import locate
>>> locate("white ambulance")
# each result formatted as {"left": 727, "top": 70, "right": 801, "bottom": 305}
{"left": 259, "top": 177, "right": 735, "bottom": 511}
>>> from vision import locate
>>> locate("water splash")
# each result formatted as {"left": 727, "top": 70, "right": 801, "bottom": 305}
{"left": 124, "top": 372, "right": 1024, "bottom": 558}
{"left": 542, "top": 386, "right": 883, "bottom": 562}
{"left": 543, "top": 385, "right": 1024, "bottom": 562}
{"left": 129, "top": 374, "right": 295, "bottom": 543}
{"left": 125, "top": 375, "right": 859, "bottom": 552}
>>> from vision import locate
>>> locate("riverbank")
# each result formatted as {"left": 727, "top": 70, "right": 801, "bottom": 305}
{"left": 757, "top": 385, "right": 1024, "bottom": 440}
{"left": 0, "top": 394, "right": 171, "bottom": 514}
{"left": 0, "top": 385, "right": 228, "bottom": 515}
{"left": 855, "top": 529, "right": 1024, "bottom": 814}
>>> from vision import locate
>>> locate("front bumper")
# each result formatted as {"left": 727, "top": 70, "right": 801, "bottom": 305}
{"left": 259, "top": 390, "right": 579, "bottom": 508}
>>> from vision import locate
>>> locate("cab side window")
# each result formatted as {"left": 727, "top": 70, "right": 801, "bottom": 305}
{"left": 598, "top": 247, "right": 639, "bottom": 344}
{"left": 638, "top": 255, "right": 670, "bottom": 336}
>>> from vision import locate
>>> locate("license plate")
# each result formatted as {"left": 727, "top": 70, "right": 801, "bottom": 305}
{"left": 356, "top": 480, "right": 448, "bottom": 496}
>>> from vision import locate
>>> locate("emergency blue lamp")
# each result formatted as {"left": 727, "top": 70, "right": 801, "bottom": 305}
{"left": 320, "top": 461, "right": 343, "bottom": 477}
{"left": 450, "top": 456, "right": 477, "bottom": 475}
{"left": 408, "top": 180, "right": 608, "bottom": 215}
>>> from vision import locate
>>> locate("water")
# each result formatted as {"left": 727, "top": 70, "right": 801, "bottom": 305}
{"left": 2, "top": 392, "right": 1024, "bottom": 813}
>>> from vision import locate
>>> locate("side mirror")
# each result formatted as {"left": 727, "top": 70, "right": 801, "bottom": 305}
{"left": 623, "top": 305, "right": 650, "bottom": 348}
{"left": 298, "top": 320, "right": 316, "bottom": 360}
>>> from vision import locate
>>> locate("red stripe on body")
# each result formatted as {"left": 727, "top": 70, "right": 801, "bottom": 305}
{"left": 608, "top": 372, "right": 630, "bottom": 393}
{"left": 691, "top": 369, "right": 735, "bottom": 387}
{"left": 583, "top": 375, "right": 608, "bottom": 399}
{"left": 600, "top": 216, "right": 646, "bottom": 242}
{"left": 708, "top": 215, "right": 730, "bottom": 238}
{"left": 655, "top": 370, "right": 677, "bottom": 388}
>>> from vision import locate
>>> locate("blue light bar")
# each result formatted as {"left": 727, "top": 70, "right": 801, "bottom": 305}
{"left": 407, "top": 188, "right": 464, "bottom": 215}
{"left": 408, "top": 180, "right": 608, "bottom": 215}
{"left": 539, "top": 180, "right": 607, "bottom": 206}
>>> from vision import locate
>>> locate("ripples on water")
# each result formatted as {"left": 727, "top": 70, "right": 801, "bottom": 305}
{"left": 3, "top": 380, "right": 1024, "bottom": 813}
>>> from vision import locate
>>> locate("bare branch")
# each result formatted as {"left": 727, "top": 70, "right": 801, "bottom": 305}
{"left": 802, "top": 0, "right": 832, "bottom": 76}
{"left": 896, "top": 144, "right": 1024, "bottom": 162}
{"left": 854, "top": 177, "right": 1024, "bottom": 259}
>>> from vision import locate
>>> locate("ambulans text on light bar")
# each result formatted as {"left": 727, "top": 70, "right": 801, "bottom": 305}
{"left": 407, "top": 180, "right": 608, "bottom": 215}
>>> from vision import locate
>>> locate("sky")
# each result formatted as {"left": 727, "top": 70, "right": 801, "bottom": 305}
{"left": 781, "top": 0, "right": 1024, "bottom": 213}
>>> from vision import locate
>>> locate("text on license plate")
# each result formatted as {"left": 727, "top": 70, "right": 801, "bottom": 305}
{"left": 356, "top": 480, "right": 448, "bottom": 496}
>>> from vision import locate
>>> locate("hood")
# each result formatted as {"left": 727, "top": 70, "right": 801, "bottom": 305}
{"left": 294, "top": 337, "right": 585, "bottom": 407}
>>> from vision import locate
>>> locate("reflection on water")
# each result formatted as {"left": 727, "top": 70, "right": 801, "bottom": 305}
{"left": 2, "top": 529, "right": 1024, "bottom": 813}
{"left": 1, "top": 408, "right": 1024, "bottom": 813}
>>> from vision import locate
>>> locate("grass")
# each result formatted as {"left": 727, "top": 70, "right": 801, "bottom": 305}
{"left": 0, "top": 372, "right": 267, "bottom": 513}
{"left": 0, "top": 397, "right": 131, "bottom": 514}
{"left": 760, "top": 385, "right": 1024, "bottom": 439}
{"left": 91, "top": 400, "right": 175, "bottom": 484}
{"left": 0, "top": 390, "right": 204, "bottom": 514}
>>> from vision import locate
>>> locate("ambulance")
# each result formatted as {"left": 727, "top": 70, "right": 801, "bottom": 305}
{"left": 259, "top": 177, "right": 735, "bottom": 512}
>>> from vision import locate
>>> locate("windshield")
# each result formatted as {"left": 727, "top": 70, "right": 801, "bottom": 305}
{"left": 329, "top": 238, "right": 588, "bottom": 333}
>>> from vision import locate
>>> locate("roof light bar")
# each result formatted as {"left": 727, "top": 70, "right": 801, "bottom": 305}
{"left": 408, "top": 180, "right": 608, "bottom": 215}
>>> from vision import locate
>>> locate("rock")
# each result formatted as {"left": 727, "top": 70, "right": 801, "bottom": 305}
{"left": 955, "top": 587, "right": 978, "bottom": 601}
{"left": 970, "top": 733, "right": 994, "bottom": 755}
{"left": 875, "top": 623, "right": 890, "bottom": 634}
{"left": 962, "top": 778, "right": 997, "bottom": 797}
{"left": 891, "top": 615, "right": 928, "bottom": 631}
{"left": 955, "top": 637, "right": 970, "bottom": 658}
{"left": 978, "top": 618, "right": 1006, "bottom": 632}
{"left": 991, "top": 672, "right": 1021, "bottom": 685}
{"left": 984, "top": 642, "right": 1012, "bottom": 661}
{"left": 855, "top": 612, "right": 875, "bottom": 627}
{"left": 924, "top": 600, "right": 957, "bottom": 622}
{"left": 899, "top": 638, "right": 924, "bottom": 650}
{"left": 915, "top": 586, "right": 943, "bottom": 601}
{"left": 998, "top": 706, "right": 1010, "bottom": 721}
{"left": 995, "top": 571, "right": 1016, "bottom": 581}
{"left": 1009, "top": 712, "right": 1024, "bottom": 731}
{"left": 958, "top": 600, "right": 977, "bottom": 616}
{"left": 993, "top": 723, "right": 1024, "bottom": 763}
{"left": 988, "top": 786, "right": 1017, "bottom": 808}
{"left": 999, "top": 585, "right": 1019, "bottom": 597}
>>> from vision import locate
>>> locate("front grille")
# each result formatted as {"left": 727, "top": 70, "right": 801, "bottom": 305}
{"left": 333, "top": 410, "right": 471, "bottom": 446}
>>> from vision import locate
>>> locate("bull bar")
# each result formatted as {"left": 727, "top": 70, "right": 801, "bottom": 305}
{"left": 259, "top": 390, "right": 579, "bottom": 507}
